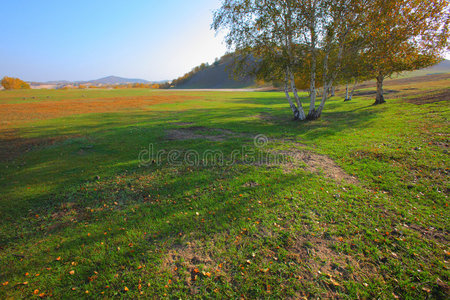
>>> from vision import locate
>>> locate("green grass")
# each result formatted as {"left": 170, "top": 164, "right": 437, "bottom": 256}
{"left": 0, "top": 85, "right": 449, "bottom": 299}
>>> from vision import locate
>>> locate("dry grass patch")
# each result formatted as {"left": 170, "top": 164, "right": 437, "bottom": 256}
{"left": 270, "top": 146, "right": 358, "bottom": 184}
{"left": 161, "top": 241, "right": 220, "bottom": 294}
{"left": 405, "top": 89, "right": 450, "bottom": 105}
{"left": 0, "top": 129, "right": 79, "bottom": 162}
{"left": 0, "top": 95, "right": 197, "bottom": 126}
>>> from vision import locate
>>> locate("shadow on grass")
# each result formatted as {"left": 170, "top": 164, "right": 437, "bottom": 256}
{"left": 0, "top": 165, "right": 329, "bottom": 261}
{"left": 0, "top": 95, "right": 381, "bottom": 221}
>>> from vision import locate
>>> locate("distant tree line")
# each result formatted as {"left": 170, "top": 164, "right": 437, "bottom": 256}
{"left": 0, "top": 77, "right": 166, "bottom": 91}
{"left": 162, "top": 54, "right": 238, "bottom": 89}
{"left": 170, "top": 62, "right": 213, "bottom": 87}
{"left": 213, "top": 0, "right": 449, "bottom": 120}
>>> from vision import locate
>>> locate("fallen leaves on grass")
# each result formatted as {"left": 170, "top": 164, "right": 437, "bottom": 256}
{"left": 202, "top": 271, "right": 211, "bottom": 278}
{"left": 329, "top": 278, "right": 340, "bottom": 287}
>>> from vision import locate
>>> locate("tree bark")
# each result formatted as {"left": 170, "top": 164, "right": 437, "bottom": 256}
{"left": 288, "top": 68, "right": 306, "bottom": 120}
{"left": 308, "top": 25, "right": 346, "bottom": 119}
{"left": 345, "top": 83, "right": 350, "bottom": 101}
{"left": 308, "top": 52, "right": 329, "bottom": 120}
{"left": 374, "top": 73, "right": 386, "bottom": 105}
{"left": 349, "top": 78, "right": 358, "bottom": 101}
{"left": 307, "top": 26, "right": 317, "bottom": 118}
{"left": 284, "top": 70, "right": 300, "bottom": 120}
{"left": 281, "top": 3, "right": 306, "bottom": 121}
{"left": 314, "top": 83, "right": 329, "bottom": 118}
{"left": 330, "top": 86, "right": 335, "bottom": 97}
{"left": 308, "top": 62, "right": 317, "bottom": 117}
{"left": 345, "top": 78, "right": 358, "bottom": 101}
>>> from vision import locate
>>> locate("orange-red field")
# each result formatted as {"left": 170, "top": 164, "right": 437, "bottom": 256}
{"left": 0, "top": 94, "right": 195, "bottom": 126}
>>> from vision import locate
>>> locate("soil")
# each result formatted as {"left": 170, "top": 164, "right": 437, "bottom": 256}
{"left": 272, "top": 147, "right": 358, "bottom": 184}
{"left": 0, "top": 129, "right": 77, "bottom": 162}
{"left": 405, "top": 89, "right": 450, "bottom": 105}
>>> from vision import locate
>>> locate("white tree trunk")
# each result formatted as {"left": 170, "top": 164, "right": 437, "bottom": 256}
{"left": 308, "top": 68, "right": 317, "bottom": 117}
{"left": 284, "top": 70, "right": 300, "bottom": 119}
{"left": 314, "top": 34, "right": 346, "bottom": 117}
{"left": 315, "top": 83, "right": 329, "bottom": 117}
{"left": 308, "top": 41, "right": 317, "bottom": 118}
{"left": 288, "top": 68, "right": 306, "bottom": 120}
{"left": 345, "top": 83, "right": 349, "bottom": 101}
{"left": 312, "top": 52, "right": 329, "bottom": 119}
{"left": 349, "top": 78, "right": 358, "bottom": 101}
{"left": 307, "top": 7, "right": 318, "bottom": 119}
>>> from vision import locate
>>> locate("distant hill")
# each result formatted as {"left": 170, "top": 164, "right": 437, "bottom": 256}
{"left": 26, "top": 58, "right": 449, "bottom": 90}
{"left": 30, "top": 76, "right": 152, "bottom": 87}
{"left": 172, "top": 56, "right": 450, "bottom": 89}
{"left": 37, "top": 80, "right": 72, "bottom": 85}
{"left": 173, "top": 55, "right": 256, "bottom": 89}
{"left": 81, "top": 76, "right": 151, "bottom": 85}
{"left": 423, "top": 59, "right": 450, "bottom": 73}
{"left": 397, "top": 59, "right": 450, "bottom": 78}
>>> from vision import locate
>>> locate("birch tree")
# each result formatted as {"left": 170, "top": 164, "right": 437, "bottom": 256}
{"left": 298, "top": 0, "right": 372, "bottom": 119}
{"left": 337, "top": 38, "right": 371, "bottom": 101}
{"left": 213, "top": 0, "right": 449, "bottom": 120}
{"left": 213, "top": 0, "right": 308, "bottom": 120}
{"left": 359, "top": 0, "right": 449, "bottom": 105}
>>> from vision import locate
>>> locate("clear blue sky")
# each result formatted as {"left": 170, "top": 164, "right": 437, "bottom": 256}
{"left": 0, "top": 0, "right": 227, "bottom": 82}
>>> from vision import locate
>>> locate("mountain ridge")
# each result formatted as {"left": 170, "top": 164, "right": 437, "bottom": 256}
{"left": 31, "top": 76, "right": 161, "bottom": 86}
{"left": 82, "top": 76, "right": 151, "bottom": 85}
{"left": 27, "top": 59, "right": 450, "bottom": 88}
{"left": 172, "top": 56, "right": 450, "bottom": 89}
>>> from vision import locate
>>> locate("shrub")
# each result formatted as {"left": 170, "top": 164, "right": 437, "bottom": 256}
{"left": 1, "top": 76, "right": 30, "bottom": 90}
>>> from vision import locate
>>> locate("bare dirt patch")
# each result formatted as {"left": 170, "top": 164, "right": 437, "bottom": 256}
{"left": 0, "top": 129, "right": 78, "bottom": 162}
{"left": 162, "top": 241, "right": 217, "bottom": 292}
{"left": 291, "top": 236, "right": 355, "bottom": 278}
{"left": 288, "top": 235, "right": 380, "bottom": 294}
{"left": 272, "top": 147, "right": 358, "bottom": 184}
{"left": 405, "top": 224, "right": 449, "bottom": 244}
{"left": 253, "top": 112, "right": 280, "bottom": 122}
{"left": 405, "top": 89, "right": 450, "bottom": 105}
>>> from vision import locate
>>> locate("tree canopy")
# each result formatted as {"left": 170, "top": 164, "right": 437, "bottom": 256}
{"left": 213, "top": 0, "right": 450, "bottom": 119}
{"left": 1, "top": 76, "right": 31, "bottom": 90}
